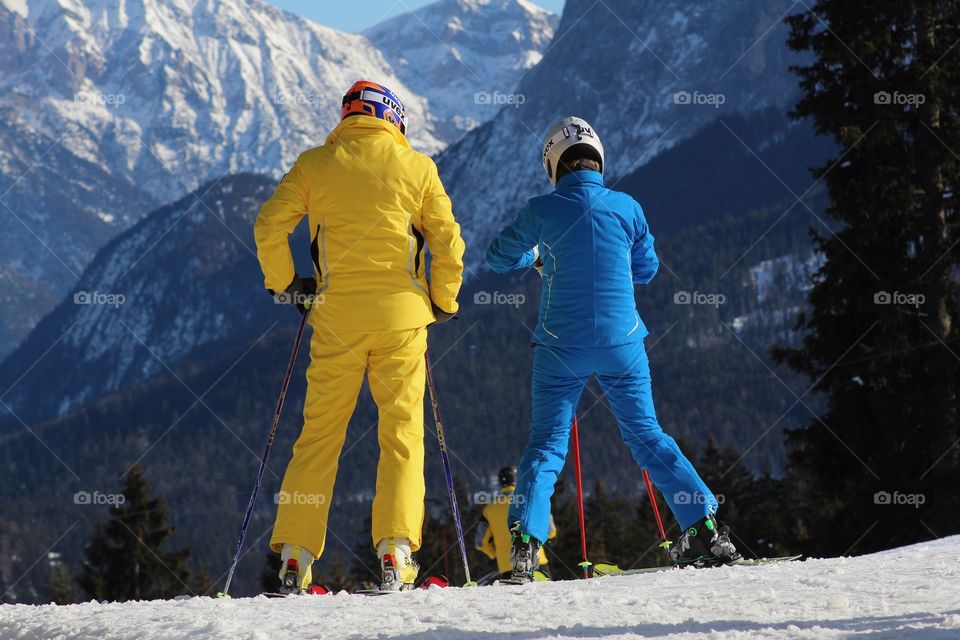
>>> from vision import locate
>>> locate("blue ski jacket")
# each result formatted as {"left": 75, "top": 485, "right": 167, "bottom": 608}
{"left": 485, "top": 170, "right": 658, "bottom": 347}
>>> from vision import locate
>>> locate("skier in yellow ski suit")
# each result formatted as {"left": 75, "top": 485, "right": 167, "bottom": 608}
{"left": 476, "top": 467, "right": 556, "bottom": 580}
{"left": 254, "top": 80, "right": 465, "bottom": 592}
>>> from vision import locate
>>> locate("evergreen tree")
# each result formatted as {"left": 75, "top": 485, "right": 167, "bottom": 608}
{"left": 544, "top": 480, "right": 583, "bottom": 580}
{"left": 190, "top": 569, "right": 215, "bottom": 597}
{"left": 315, "top": 552, "right": 354, "bottom": 592}
{"left": 46, "top": 554, "right": 75, "bottom": 605}
{"left": 260, "top": 550, "right": 283, "bottom": 595}
{"left": 414, "top": 480, "right": 484, "bottom": 586}
{"left": 78, "top": 465, "right": 192, "bottom": 601}
{"left": 694, "top": 439, "right": 795, "bottom": 558}
{"left": 778, "top": 0, "right": 960, "bottom": 555}
{"left": 348, "top": 516, "right": 380, "bottom": 591}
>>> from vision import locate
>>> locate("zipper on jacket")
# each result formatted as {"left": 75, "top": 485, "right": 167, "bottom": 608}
{"left": 310, "top": 223, "right": 329, "bottom": 294}
{"left": 407, "top": 221, "right": 428, "bottom": 295}
{"left": 541, "top": 241, "right": 560, "bottom": 340}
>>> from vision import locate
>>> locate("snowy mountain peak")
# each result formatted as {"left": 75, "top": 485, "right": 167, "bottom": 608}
{"left": 366, "top": 0, "right": 559, "bottom": 140}
{"left": 0, "top": 0, "right": 26, "bottom": 17}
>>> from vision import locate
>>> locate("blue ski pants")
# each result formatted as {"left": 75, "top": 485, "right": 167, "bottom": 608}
{"left": 509, "top": 341, "right": 718, "bottom": 543}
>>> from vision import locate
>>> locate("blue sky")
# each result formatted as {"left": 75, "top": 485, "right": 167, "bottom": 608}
{"left": 267, "top": 1, "right": 565, "bottom": 33}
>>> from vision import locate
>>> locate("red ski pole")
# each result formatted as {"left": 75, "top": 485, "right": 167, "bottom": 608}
{"left": 642, "top": 469, "right": 672, "bottom": 555}
{"left": 570, "top": 416, "right": 591, "bottom": 578}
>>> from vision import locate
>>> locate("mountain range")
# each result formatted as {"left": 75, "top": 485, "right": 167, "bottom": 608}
{"left": 0, "top": 0, "right": 557, "bottom": 358}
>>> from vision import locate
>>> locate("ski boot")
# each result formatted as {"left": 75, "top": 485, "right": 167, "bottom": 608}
{"left": 278, "top": 544, "right": 316, "bottom": 594}
{"left": 504, "top": 525, "right": 541, "bottom": 584}
{"left": 377, "top": 537, "right": 419, "bottom": 591}
{"left": 669, "top": 514, "right": 741, "bottom": 567}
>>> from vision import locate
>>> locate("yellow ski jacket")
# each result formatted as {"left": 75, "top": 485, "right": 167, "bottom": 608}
{"left": 254, "top": 116, "right": 465, "bottom": 332}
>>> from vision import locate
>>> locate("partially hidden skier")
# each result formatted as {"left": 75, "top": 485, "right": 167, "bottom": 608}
{"left": 475, "top": 466, "right": 556, "bottom": 581}
{"left": 254, "top": 80, "right": 465, "bottom": 593}
{"left": 485, "top": 116, "right": 740, "bottom": 583}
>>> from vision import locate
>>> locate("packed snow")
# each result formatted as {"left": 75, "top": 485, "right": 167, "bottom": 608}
{"left": 2, "top": 536, "right": 959, "bottom": 639}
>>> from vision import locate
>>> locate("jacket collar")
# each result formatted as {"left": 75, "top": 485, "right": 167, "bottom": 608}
{"left": 326, "top": 115, "right": 411, "bottom": 148}
{"left": 556, "top": 169, "right": 605, "bottom": 189}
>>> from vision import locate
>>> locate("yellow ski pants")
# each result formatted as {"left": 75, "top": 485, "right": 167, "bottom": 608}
{"left": 269, "top": 326, "right": 427, "bottom": 556}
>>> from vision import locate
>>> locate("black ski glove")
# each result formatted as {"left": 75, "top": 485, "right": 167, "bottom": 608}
{"left": 431, "top": 303, "right": 457, "bottom": 325}
{"left": 271, "top": 275, "right": 317, "bottom": 315}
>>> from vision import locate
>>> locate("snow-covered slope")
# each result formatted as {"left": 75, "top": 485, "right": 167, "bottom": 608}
{"left": 438, "top": 0, "right": 806, "bottom": 267}
{"left": 366, "top": 0, "right": 559, "bottom": 142}
{"left": 3, "top": 536, "right": 959, "bottom": 639}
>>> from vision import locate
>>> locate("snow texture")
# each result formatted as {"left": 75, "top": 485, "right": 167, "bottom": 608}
{"left": 2, "top": 536, "right": 959, "bottom": 639}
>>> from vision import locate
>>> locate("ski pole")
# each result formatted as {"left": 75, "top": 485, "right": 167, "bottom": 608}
{"left": 424, "top": 351, "right": 475, "bottom": 586}
{"left": 642, "top": 469, "right": 672, "bottom": 554}
{"left": 218, "top": 312, "right": 309, "bottom": 598}
{"left": 571, "top": 415, "right": 591, "bottom": 578}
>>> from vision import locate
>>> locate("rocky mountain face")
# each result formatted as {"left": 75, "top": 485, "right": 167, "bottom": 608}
{"left": 0, "top": 173, "right": 293, "bottom": 425}
{"left": 437, "top": 0, "right": 806, "bottom": 265}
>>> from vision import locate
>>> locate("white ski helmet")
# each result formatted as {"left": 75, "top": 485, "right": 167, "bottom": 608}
{"left": 541, "top": 116, "right": 604, "bottom": 185}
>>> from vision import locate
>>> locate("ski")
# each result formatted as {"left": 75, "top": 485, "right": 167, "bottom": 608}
{"left": 354, "top": 575, "right": 450, "bottom": 595}
{"left": 259, "top": 575, "right": 449, "bottom": 598}
{"left": 592, "top": 555, "right": 803, "bottom": 577}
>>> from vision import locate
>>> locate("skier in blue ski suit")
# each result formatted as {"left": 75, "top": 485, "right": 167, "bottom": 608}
{"left": 485, "top": 117, "right": 738, "bottom": 578}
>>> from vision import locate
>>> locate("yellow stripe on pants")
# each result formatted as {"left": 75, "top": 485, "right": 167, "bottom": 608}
{"left": 269, "top": 326, "right": 427, "bottom": 556}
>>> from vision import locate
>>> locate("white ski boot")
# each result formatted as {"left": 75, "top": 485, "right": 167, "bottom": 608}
{"left": 377, "top": 537, "right": 419, "bottom": 591}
